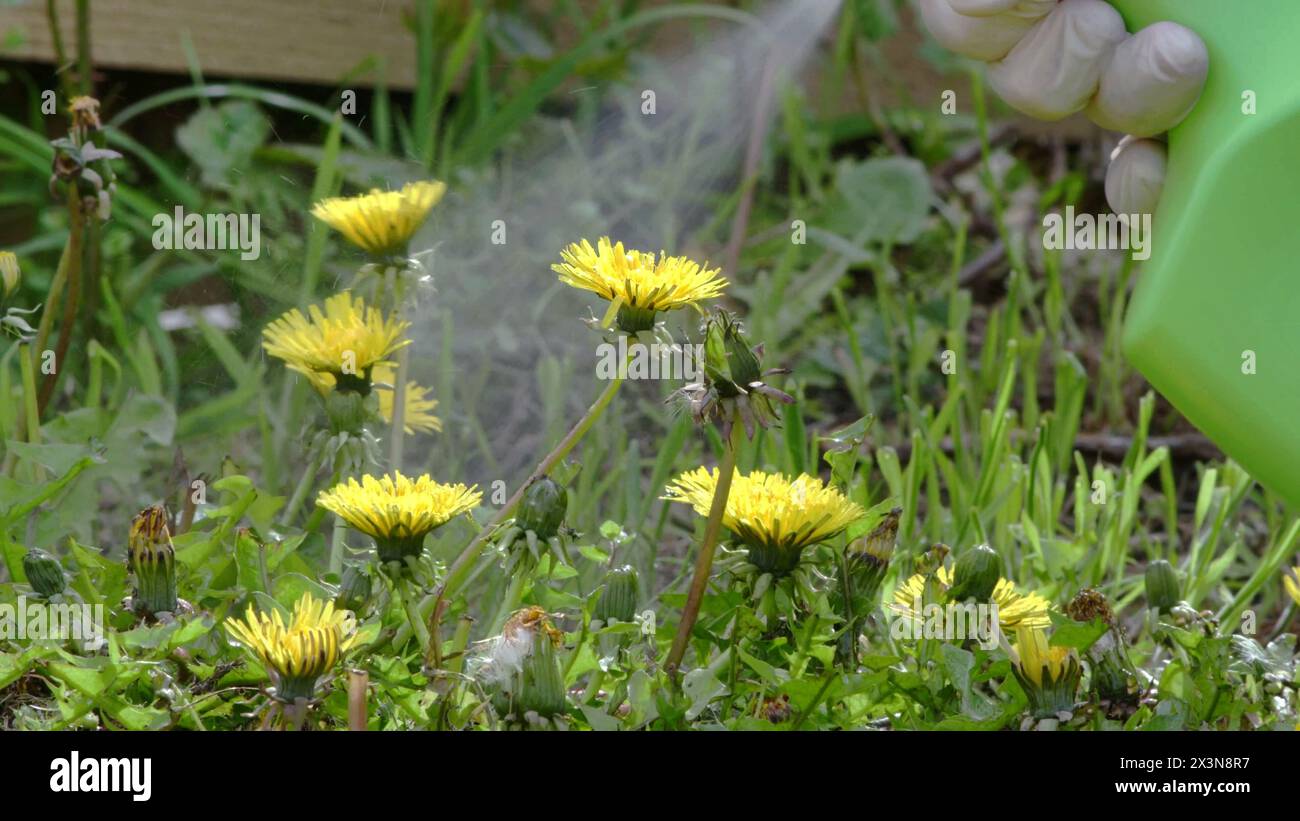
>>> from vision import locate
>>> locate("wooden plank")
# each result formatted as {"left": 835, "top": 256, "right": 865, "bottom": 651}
{"left": 0, "top": 0, "right": 421, "bottom": 88}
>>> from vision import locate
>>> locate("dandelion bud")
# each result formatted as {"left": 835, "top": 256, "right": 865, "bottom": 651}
{"left": 1144, "top": 559, "right": 1180, "bottom": 613}
{"left": 703, "top": 314, "right": 762, "bottom": 398}
{"left": 1012, "top": 626, "right": 1082, "bottom": 719}
{"left": 128, "top": 505, "right": 177, "bottom": 616}
{"left": 594, "top": 565, "right": 639, "bottom": 623}
{"left": 336, "top": 564, "right": 373, "bottom": 613}
{"left": 671, "top": 310, "right": 792, "bottom": 438}
{"left": 947, "top": 544, "right": 1000, "bottom": 602}
{"left": 516, "top": 476, "right": 567, "bottom": 540}
{"left": 1090, "top": 634, "right": 1135, "bottom": 702}
{"left": 1285, "top": 566, "right": 1300, "bottom": 607}
{"left": 846, "top": 508, "right": 899, "bottom": 588}
{"left": 518, "top": 632, "right": 568, "bottom": 719}
{"left": 0, "top": 252, "right": 19, "bottom": 298}
{"left": 834, "top": 508, "right": 899, "bottom": 668}
{"left": 23, "top": 548, "right": 65, "bottom": 598}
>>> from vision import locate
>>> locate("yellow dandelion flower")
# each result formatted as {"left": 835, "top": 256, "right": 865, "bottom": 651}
{"left": 1012, "top": 625, "right": 1081, "bottom": 718}
{"left": 262, "top": 292, "right": 409, "bottom": 391}
{"left": 225, "top": 592, "right": 358, "bottom": 702}
{"left": 317, "top": 471, "right": 482, "bottom": 563}
{"left": 890, "top": 565, "right": 1052, "bottom": 630}
{"left": 553, "top": 237, "right": 727, "bottom": 332}
{"left": 372, "top": 362, "right": 442, "bottom": 434}
{"left": 1285, "top": 566, "right": 1300, "bottom": 608}
{"left": 664, "top": 467, "right": 864, "bottom": 574}
{"left": 311, "top": 180, "right": 446, "bottom": 257}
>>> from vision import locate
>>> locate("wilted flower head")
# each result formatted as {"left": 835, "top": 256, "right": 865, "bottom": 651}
{"left": 311, "top": 180, "right": 446, "bottom": 258}
{"left": 1285, "top": 566, "right": 1300, "bottom": 608}
{"left": 670, "top": 310, "right": 792, "bottom": 439}
{"left": 890, "top": 565, "right": 1051, "bottom": 631}
{"left": 262, "top": 292, "right": 410, "bottom": 395}
{"left": 316, "top": 471, "right": 482, "bottom": 564}
{"left": 553, "top": 237, "right": 727, "bottom": 332}
{"left": 128, "top": 505, "right": 177, "bottom": 615}
{"left": 665, "top": 467, "right": 864, "bottom": 574}
{"left": 67, "top": 95, "right": 103, "bottom": 137}
{"left": 0, "top": 252, "right": 19, "bottom": 298}
{"left": 1011, "top": 626, "right": 1082, "bottom": 718}
{"left": 1065, "top": 587, "right": 1115, "bottom": 626}
{"left": 471, "top": 606, "right": 563, "bottom": 686}
{"left": 225, "top": 592, "right": 359, "bottom": 702}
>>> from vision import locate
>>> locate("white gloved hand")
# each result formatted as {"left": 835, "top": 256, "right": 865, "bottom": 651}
{"left": 918, "top": 0, "right": 1208, "bottom": 215}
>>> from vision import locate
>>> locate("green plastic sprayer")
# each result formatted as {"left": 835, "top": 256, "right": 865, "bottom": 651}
{"left": 1106, "top": 0, "right": 1300, "bottom": 506}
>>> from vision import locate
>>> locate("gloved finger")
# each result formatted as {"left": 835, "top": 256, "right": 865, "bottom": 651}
{"left": 916, "top": 0, "right": 1054, "bottom": 61}
{"left": 1086, "top": 22, "right": 1209, "bottom": 138}
{"left": 1105, "top": 136, "right": 1167, "bottom": 215}
{"left": 988, "top": 0, "right": 1128, "bottom": 120}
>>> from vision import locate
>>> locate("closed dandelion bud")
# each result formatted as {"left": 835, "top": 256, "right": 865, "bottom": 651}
{"left": 1145, "top": 559, "right": 1180, "bottom": 613}
{"left": 1090, "top": 635, "right": 1134, "bottom": 702}
{"left": 703, "top": 312, "right": 762, "bottom": 398}
{"left": 845, "top": 507, "right": 899, "bottom": 605}
{"left": 948, "top": 544, "right": 1000, "bottom": 602}
{"left": 336, "top": 564, "right": 372, "bottom": 612}
{"left": 1012, "top": 626, "right": 1082, "bottom": 719}
{"left": 23, "top": 548, "right": 65, "bottom": 598}
{"left": 128, "top": 505, "right": 177, "bottom": 615}
{"left": 518, "top": 630, "right": 568, "bottom": 719}
{"left": 835, "top": 509, "right": 899, "bottom": 668}
{"left": 0, "top": 251, "right": 20, "bottom": 298}
{"left": 517, "top": 476, "right": 567, "bottom": 540}
{"left": 594, "top": 565, "right": 639, "bottom": 623}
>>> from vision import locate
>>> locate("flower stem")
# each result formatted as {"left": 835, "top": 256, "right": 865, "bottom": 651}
{"left": 664, "top": 413, "right": 743, "bottom": 682}
{"left": 393, "top": 576, "right": 430, "bottom": 650}
{"left": 386, "top": 265, "right": 409, "bottom": 473}
{"left": 488, "top": 570, "right": 527, "bottom": 636}
{"left": 388, "top": 345, "right": 410, "bottom": 473}
{"left": 425, "top": 372, "right": 625, "bottom": 669}
{"left": 17, "top": 344, "right": 44, "bottom": 483}
{"left": 279, "top": 449, "right": 324, "bottom": 526}
{"left": 329, "top": 517, "right": 347, "bottom": 577}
